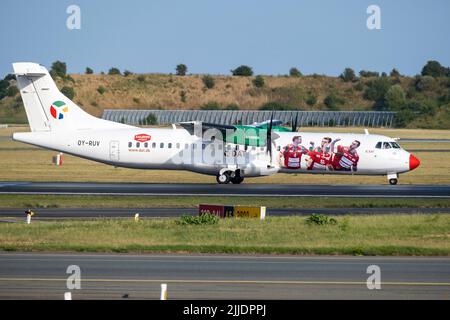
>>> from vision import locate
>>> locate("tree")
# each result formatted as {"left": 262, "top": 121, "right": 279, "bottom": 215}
{"left": 415, "top": 76, "right": 436, "bottom": 91}
{"left": 123, "top": 70, "right": 133, "bottom": 77}
{"left": 61, "top": 86, "right": 75, "bottom": 100}
{"left": 176, "top": 64, "right": 187, "bottom": 76}
{"left": 252, "top": 75, "right": 265, "bottom": 88}
{"left": 363, "top": 77, "right": 391, "bottom": 101}
{"left": 340, "top": 68, "right": 356, "bottom": 82}
{"left": 202, "top": 75, "right": 215, "bottom": 89}
{"left": 6, "top": 86, "right": 19, "bottom": 97}
{"left": 50, "top": 61, "right": 67, "bottom": 78}
{"left": 259, "top": 102, "right": 296, "bottom": 110}
{"left": 85, "top": 67, "right": 94, "bottom": 74}
{"left": 390, "top": 68, "right": 401, "bottom": 77}
{"left": 4, "top": 74, "right": 16, "bottom": 81}
{"left": 359, "top": 70, "right": 379, "bottom": 77}
{"left": 384, "top": 85, "right": 406, "bottom": 110}
{"left": 421, "top": 60, "right": 450, "bottom": 77}
{"left": 323, "top": 94, "right": 342, "bottom": 110}
{"left": 108, "top": 67, "right": 121, "bottom": 75}
{"left": 289, "top": 67, "right": 302, "bottom": 77}
{"left": 231, "top": 65, "right": 253, "bottom": 76}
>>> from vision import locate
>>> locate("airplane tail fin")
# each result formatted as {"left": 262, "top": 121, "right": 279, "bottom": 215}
{"left": 12, "top": 62, "right": 131, "bottom": 132}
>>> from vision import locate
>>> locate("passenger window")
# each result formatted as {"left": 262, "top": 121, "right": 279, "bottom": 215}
{"left": 152, "top": 142, "right": 156, "bottom": 148}
{"left": 160, "top": 143, "right": 164, "bottom": 148}
{"left": 168, "top": 143, "right": 172, "bottom": 149}
{"left": 277, "top": 146, "right": 281, "bottom": 151}
{"left": 176, "top": 143, "right": 180, "bottom": 149}
{"left": 202, "top": 144, "right": 206, "bottom": 150}
{"left": 128, "top": 142, "right": 132, "bottom": 148}
{"left": 137, "top": 142, "right": 141, "bottom": 148}
{"left": 375, "top": 142, "right": 382, "bottom": 149}
{"left": 144, "top": 142, "right": 148, "bottom": 148}
{"left": 217, "top": 144, "right": 223, "bottom": 150}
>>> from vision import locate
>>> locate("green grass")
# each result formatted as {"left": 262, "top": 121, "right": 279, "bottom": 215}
{"left": 1, "top": 195, "right": 450, "bottom": 209}
{"left": 1, "top": 215, "right": 449, "bottom": 255}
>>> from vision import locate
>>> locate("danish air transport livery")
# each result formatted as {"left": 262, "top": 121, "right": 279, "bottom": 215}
{"left": 12, "top": 62, "right": 420, "bottom": 185}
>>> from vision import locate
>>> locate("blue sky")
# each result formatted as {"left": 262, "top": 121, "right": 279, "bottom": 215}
{"left": 0, "top": 0, "right": 449, "bottom": 77}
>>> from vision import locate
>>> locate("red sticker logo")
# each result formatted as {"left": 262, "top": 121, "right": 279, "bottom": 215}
{"left": 134, "top": 134, "right": 151, "bottom": 142}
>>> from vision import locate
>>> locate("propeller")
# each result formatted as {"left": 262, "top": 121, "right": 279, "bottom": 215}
{"left": 291, "top": 111, "right": 299, "bottom": 132}
{"left": 267, "top": 110, "right": 274, "bottom": 163}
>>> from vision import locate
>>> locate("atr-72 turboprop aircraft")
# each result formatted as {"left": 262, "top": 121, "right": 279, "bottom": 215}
{"left": 12, "top": 62, "right": 420, "bottom": 185}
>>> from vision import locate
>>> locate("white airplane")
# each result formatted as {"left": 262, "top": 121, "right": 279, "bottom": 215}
{"left": 12, "top": 62, "right": 420, "bottom": 185}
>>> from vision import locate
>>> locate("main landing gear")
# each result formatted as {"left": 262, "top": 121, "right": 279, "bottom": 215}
{"left": 216, "top": 170, "right": 244, "bottom": 184}
{"left": 387, "top": 173, "right": 398, "bottom": 185}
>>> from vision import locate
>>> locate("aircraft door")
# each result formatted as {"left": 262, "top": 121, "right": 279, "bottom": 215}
{"left": 109, "top": 140, "right": 120, "bottom": 161}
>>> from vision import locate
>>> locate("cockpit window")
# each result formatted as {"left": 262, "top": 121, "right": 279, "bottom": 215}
{"left": 376, "top": 141, "right": 402, "bottom": 149}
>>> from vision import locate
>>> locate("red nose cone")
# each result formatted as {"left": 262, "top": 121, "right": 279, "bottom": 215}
{"left": 409, "top": 154, "right": 420, "bottom": 171}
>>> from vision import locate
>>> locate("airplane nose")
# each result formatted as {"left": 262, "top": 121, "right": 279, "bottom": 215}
{"left": 409, "top": 154, "right": 420, "bottom": 170}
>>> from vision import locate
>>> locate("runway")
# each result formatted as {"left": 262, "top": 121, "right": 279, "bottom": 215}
{"left": 1, "top": 182, "right": 450, "bottom": 197}
{"left": 1, "top": 207, "right": 450, "bottom": 220}
{"left": 0, "top": 253, "right": 448, "bottom": 299}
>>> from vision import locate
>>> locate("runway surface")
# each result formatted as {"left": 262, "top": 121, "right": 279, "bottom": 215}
{"left": 1, "top": 182, "right": 450, "bottom": 197}
{"left": 1, "top": 207, "right": 450, "bottom": 220}
{"left": 0, "top": 253, "right": 448, "bottom": 299}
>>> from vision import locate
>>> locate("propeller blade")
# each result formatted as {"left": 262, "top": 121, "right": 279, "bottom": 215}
{"left": 267, "top": 110, "right": 274, "bottom": 162}
{"left": 291, "top": 112, "right": 299, "bottom": 132}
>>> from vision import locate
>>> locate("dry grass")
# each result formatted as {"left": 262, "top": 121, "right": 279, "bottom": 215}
{"left": 1, "top": 215, "right": 449, "bottom": 255}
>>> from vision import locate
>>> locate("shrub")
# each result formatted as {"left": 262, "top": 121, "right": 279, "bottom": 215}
{"left": 359, "top": 70, "right": 379, "bottom": 77}
{"left": 108, "top": 68, "right": 121, "bottom": 75}
{"left": 231, "top": 65, "right": 253, "bottom": 76}
{"left": 225, "top": 103, "right": 240, "bottom": 110}
{"left": 323, "top": 94, "right": 342, "bottom": 110}
{"left": 180, "top": 90, "right": 187, "bottom": 103}
{"left": 123, "top": 70, "right": 133, "bottom": 77}
{"left": 384, "top": 84, "right": 406, "bottom": 110}
{"left": 177, "top": 213, "right": 219, "bottom": 225}
{"left": 6, "top": 86, "right": 19, "bottom": 97}
{"left": 395, "top": 109, "right": 416, "bottom": 128}
{"left": 176, "top": 64, "right": 187, "bottom": 76}
{"left": 133, "top": 97, "right": 140, "bottom": 104}
{"left": 85, "top": 67, "right": 93, "bottom": 74}
{"left": 306, "top": 214, "right": 337, "bottom": 226}
{"left": 141, "top": 113, "right": 158, "bottom": 125}
{"left": 306, "top": 93, "right": 317, "bottom": 106}
{"left": 201, "top": 101, "right": 221, "bottom": 110}
{"left": 252, "top": 75, "right": 265, "bottom": 88}
{"left": 50, "top": 61, "right": 67, "bottom": 78}
{"left": 414, "top": 76, "right": 436, "bottom": 91}
{"left": 61, "top": 86, "right": 75, "bottom": 100}
{"left": 137, "top": 75, "right": 146, "bottom": 82}
{"left": 289, "top": 67, "right": 302, "bottom": 77}
{"left": 97, "top": 86, "right": 106, "bottom": 95}
{"left": 340, "top": 68, "right": 356, "bottom": 82}
{"left": 354, "top": 82, "right": 364, "bottom": 91}
{"left": 202, "top": 75, "right": 215, "bottom": 89}
{"left": 363, "top": 77, "right": 391, "bottom": 101}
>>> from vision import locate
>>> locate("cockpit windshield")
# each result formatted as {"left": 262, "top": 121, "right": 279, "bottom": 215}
{"left": 375, "top": 141, "right": 401, "bottom": 149}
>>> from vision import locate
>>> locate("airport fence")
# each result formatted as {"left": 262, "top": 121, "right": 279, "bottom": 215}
{"left": 101, "top": 110, "right": 396, "bottom": 127}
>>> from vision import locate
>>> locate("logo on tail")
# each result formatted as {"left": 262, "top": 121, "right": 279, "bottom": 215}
{"left": 50, "top": 101, "right": 69, "bottom": 120}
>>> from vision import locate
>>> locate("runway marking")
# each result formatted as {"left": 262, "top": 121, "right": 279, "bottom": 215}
{"left": 0, "top": 278, "right": 449, "bottom": 286}
{"left": 0, "top": 192, "right": 449, "bottom": 198}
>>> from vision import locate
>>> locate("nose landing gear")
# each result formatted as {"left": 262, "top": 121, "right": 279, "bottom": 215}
{"left": 387, "top": 173, "right": 398, "bottom": 185}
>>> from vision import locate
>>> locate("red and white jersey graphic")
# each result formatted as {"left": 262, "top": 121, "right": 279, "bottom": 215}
{"left": 282, "top": 144, "right": 307, "bottom": 169}
{"left": 308, "top": 150, "right": 332, "bottom": 170}
{"left": 332, "top": 145, "right": 359, "bottom": 170}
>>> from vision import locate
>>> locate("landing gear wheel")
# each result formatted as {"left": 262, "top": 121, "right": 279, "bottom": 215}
{"left": 389, "top": 178, "right": 398, "bottom": 185}
{"left": 216, "top": 172, "right": 231, "bottom": 184}
{"left": 230, "top": 176, "right": 244, "bottom": 184}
